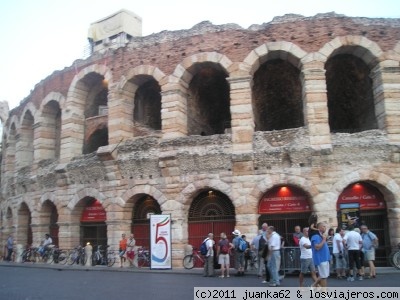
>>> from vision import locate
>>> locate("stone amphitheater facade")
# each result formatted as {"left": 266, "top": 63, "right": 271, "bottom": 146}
{"left": 1, "top": 12, "right": 400, "bottom": 267}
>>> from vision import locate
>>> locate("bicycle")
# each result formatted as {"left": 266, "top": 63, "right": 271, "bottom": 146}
{"left": 137, "top": 246, "right": 150, "bottom": 268}
{"left": 21, "top": 246, "right": 39, "bottom": 263}
{"left": 183, "top": 247, "right": 204, "bottom": 269}
{"left": 52, "top": 247, "right": 68, "bottom": 265}
{"left": 91, "top": 245, "right": 116, "bottom": 267}
{"left": 67, "top": 245, "right": 87, "bottom": 266}
{"left": 389, "top": 243, "right": 400, "bottom": 269}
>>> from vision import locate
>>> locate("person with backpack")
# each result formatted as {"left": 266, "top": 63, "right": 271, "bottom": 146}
{"left": 361, "top": 224, "right": 378, "bottom": 279}
{"left": 202, "top": 232, "right": 215, "bottom": 277}
{"left": 217, "top": 232, "right": 233, "bottom": 278}
{"left": 232, "top": 229, "right": 247, "bottom": 276}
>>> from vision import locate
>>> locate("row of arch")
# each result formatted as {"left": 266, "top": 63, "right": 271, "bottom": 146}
{"left": 2, "top": 169, "right": 400, "bottom": 245}
{"left": 2, "top": 36, "right": 400, "bottom": 175}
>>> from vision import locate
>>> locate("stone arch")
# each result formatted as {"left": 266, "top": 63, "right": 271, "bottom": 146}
{"left": 17, "top": 201, "right": 33, "bottom": 246}
{"left": 317, "top": 36, "right": 383, "bottom": 67}
{"left": 243, "top": 41, "right": 308, "bottom": 76}
{"left": 67, "top": 187, "right": 107, "bottom": 210}
{"left": 40, "top": 92, "right": 66, "bottom": 112}
{"left": 173, "top": 52, "right": 233, "bottom": 86}
{"left": 119, "top": 65, "right": 167, "bottom": 92}
{"left": 19, "top": 103, "right": 38, "bottom": 126}
{"left": 17, "top": 106, "right": 36, "bottom": 169}
{"left": 61, "top": 64, "right": 113, "bottom": 161}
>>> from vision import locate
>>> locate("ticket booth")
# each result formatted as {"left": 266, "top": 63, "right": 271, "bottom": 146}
{"left": 80, "top": 199, "right": 107, "bottom": 247}
{"left": 337, "top": 182, "right": 389, "bottom": 266}
{"left": 258, "top": 185, "right": 312, "bottom": 273}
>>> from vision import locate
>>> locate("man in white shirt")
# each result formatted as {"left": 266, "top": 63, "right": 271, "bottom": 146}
{"left": 299, "top": 227, "right": 317, "bottom": 288}
{"left": 39, "top": 233, "right": 53, "bottom": 257}
{"left": 267, "top": 226, "right": 281, "bottom": 287}
{"left": 343, "top": 226, "right": 363, "bottom": 281}
{"left": 332, "top": 227, "right": 346, "bottom": 278}
{"left": 203, "top": 232, "right": 215, "bottom": 277}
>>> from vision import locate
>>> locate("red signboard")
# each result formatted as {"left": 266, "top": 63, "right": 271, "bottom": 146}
{"left": 337, "top": 183, "right": 386, "bottom": 211}
{"left": 259, "top": 186, "right": 311, "bottom": 214}
{"left": 81, "top": 200, "right": 107, "bottom": 222}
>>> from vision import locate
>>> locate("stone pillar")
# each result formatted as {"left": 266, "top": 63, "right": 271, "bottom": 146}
{"left": 33, "top": 121, "right": 57, "bottom": 165}
{"left": 301, "top": 62, "right": 332, "bottom": 151}
{"left": 371, "top": 61, "right": 400, "bottom": 143}
{"left": 161, "top": 81, "right": 188, "bottom": 139}
{"left": 108, "top": 85, "right": 134, "bottom": 144}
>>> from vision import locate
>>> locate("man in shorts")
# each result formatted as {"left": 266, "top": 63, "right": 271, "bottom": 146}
{"left": 361, "top": 225, "right": 378, "bottom": 278}
{"left": 299, "top": 227, "right": 318, "bottom": 288}
{"left": 311, "top": 222, "right": 331, "bottom": 291}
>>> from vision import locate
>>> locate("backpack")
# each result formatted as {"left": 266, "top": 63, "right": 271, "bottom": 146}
{"left": 220, "top": 241, "right": 229, "bottom": 254}
{"left": 258, "top": 235, "right": 266, "bottom": 251}
{"left": 200, "top": 239, "right": 209, "bottom": 255}
{"left": 237, "top": 237, "right": 247, "bottom": 252}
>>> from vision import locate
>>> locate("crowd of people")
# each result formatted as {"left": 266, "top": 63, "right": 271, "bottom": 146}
{"left": 200, "top": 214, "right": 379, "bottom": 289}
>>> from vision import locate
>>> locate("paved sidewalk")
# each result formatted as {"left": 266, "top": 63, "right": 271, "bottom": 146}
{"left": 0, "top": 261, "right": 398, "bottom": 276}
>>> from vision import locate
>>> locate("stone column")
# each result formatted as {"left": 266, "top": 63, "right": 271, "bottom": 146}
{"left": 161, "top": 81, "right": 188, "bottom": 139}
{"left": 301, "top": 62, "right": 332, "bottom": 151}
{"left": 371, "top": 61, "right": 400, "bottom": 143}
{"left": 107, "top": 84, "right": 134, "bottom": 144}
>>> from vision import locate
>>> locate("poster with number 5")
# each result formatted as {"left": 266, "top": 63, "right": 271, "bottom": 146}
{"left": 150, "top": 214, "right": 172, "bottom": 269}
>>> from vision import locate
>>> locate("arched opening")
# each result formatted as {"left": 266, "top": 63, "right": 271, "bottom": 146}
{"left": 326, "top": 53, "right": 377, "bottom": 133}
{"left": 131, "top": 195, "right": 162, "bottom": 249}
{"left": 17, "top": 202, "right": 32, "bottom": 247}
{"left": 5, "top": 123, "right": 16, "bottom": 180}
{"left": 18, "top": 111, "right": 34, "bottom": 169}
{"left": 253, "top": 58, "right": 303, "bottom": 131}
{"left": 6, "top": 207, "right": 13, "bottom": 236}
{"left": 41, "top": 100, "right": 62, "bottom": 160}
{"left": 78, "top": 198, "right": 107, "bottom": 247}
{"left": 188, "top": 190, "right": 236, "bottom": 267}
{"left": 187, "top": 62, "right": 231, "bottom": 136}
{"left": 82, "top": 72, "right": 109, "bottom": 154}
{"left": 42, "top": 200, "right": 59, "bottom": 247}
{"left": 133, "top": 75, "right": 162, "bottom": 133}
{"left": 258, "top": 185, "right": 312, "bottom": 273}
{"left": 337, "top": 182, "right": 389, "bottom": 266}
{"left": 84, "top": 127, "right": 108, "bottom": 154}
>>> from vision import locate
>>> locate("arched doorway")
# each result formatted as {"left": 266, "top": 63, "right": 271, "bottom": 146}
{"left": 188, "top": 190, "right": 236, "bottom": 267}
{"left": 42, "top": 200, "right": 59, "bottom": 247}
{"left": 80, "top": 198, "right": 107, "bottom": 247}
{"left": 258, "top": 185, "right": 312, "bottom": 245}
{"left": 337, "top": 182, "right": 389, "bottom": 266}
{"left": 18, "top": 203, "right": 32, "bottom": 247}
{"left": 131, "top": 195, "right": 161, "bottom": 248}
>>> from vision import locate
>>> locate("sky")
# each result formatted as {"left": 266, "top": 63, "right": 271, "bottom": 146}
{"left": 0, "top": 0, "right": 399, "bottom": 111}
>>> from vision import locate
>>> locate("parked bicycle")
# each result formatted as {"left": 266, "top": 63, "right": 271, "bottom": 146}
{"left": 389, "top": 242, "right": 400, "bottom": 269}
{"left": 67, "top": 245, "right": 87, "bottom": 266}
{"left": 183, "top": 246, "right": 204, "bottom": 269}
{"left": 21, "top": 246, "right": 39, "bottom": 263}
{"left": 137, "top": 246, "right": 150, "bottom": 268}
{"left": 91, "top": 245, "right": 116, "bottom": 267}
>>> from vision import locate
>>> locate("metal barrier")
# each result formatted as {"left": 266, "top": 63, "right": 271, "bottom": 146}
{"left": 281, "top": 247, "right": 301, "bottom": 273}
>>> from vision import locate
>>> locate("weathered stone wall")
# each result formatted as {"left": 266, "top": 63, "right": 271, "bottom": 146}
{"left": 1, "top": 13, "right": 400, "bottom": 267}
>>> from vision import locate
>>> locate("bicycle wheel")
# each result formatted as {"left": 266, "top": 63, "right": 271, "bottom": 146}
{"left": 67, "top": 251, "right": 77, "bottom": 265}
{"left": 391, "top": 251, "right": 400, "bottom": 269}
{"left": 91, "top": 254, "right": 97, "bottom": 266}
{"left": 58, "top": 250, "right": 68, "bottom": 265}
{"left": 80, "top": 252, "right": 87, "bottom": 266}
{"left": 107, "top": 252, "right": 116, "bottom": 267}
{"left": 183, "top": 255, "right": 195, "bottom": 269}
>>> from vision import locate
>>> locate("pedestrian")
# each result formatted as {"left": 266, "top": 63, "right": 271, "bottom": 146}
{"left": 360, "top": 224, "right": 378, "bottom": 279}
{"left": 232, "top": 229, "right": 245, "bottom": 276}
{"left": 242, "top": 235, "right": 251, "bottom": 272}
{"left": 217, "top": 232, "right": 232, "bottom": 278}
{"left": 126, "top": 233, "right": 136, "bottom": 267}
{"left": 6, "top": 234, "right": 13, "bottom": 262}
{"left": 299, "top": 227, "right": 318, "bottom": 288}
{"left": 332, "top": 227, "right": 347, "bottom": 279}
{"left": 203, "top": 233, "right": 215, "bottom": 277}
{"left": 343, "top": 226, "right": 363, "bottom": 281}
{"left": 261, "top": 239, "right": 271, "bottom": 284}
{"left": 251, "top": 223, "right": 268, "bottom": 278}
{"left": 310, "top": 222, "right": 331, "bottom": 291}
{"left": 267, "top": 226, "right": 281, "bottom": 287}
{"left": 292, "top": 225, "right": 303, "bottom": 246}
{"left": 119, "top": 233, "right": 127, "bottom": 268}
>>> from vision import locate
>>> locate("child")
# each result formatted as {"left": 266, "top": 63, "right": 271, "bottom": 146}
{"left": 308, "top": 213, "right": 319, "bottom": 239}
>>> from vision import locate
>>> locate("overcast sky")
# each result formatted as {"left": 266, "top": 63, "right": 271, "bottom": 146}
{"left": 0, "top": 0, "right": 399, "bottom": 111}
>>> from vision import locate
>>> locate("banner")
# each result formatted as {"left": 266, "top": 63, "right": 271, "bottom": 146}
{"left": 150, "top": 214, "right": 172, "bottom": 269}
{"left": 259, "top": 186, "right": 311, "bottom": 214}
{"left": 81, "top": 199, "right": 106, "bottom": 222}
{"left": 339, "top": 203, "right": 360, "bottom": 230}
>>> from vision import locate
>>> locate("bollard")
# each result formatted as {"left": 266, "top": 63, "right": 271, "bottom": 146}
{"left": 15, "top": 244, "right": 23, "bottom": 263}
{"left": 84, "top": 243, "right": 92, "bottom": 267}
